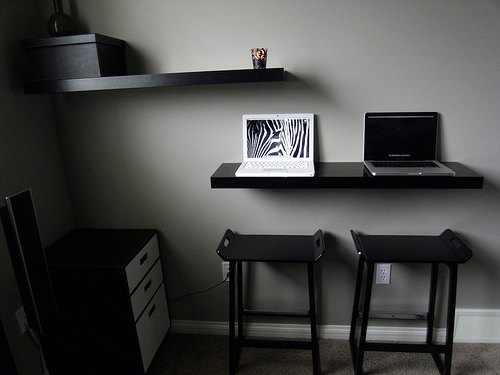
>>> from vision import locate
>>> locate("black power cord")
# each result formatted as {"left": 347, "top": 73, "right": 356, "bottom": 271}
{"left": 168, "top": 273, "right": 229, "bottom": 303}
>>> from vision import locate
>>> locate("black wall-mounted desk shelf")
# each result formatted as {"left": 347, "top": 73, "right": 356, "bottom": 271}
{"left": 23, "top": 67, "right": 285, "bottom": 94}
{"left": 210, "top": 162, "right": 484, "bottom": 189}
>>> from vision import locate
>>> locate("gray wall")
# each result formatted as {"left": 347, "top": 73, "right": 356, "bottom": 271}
{"left": 47, "top": 0, "right": 500, "bottom": 327}
{"left": 0, "top": 1, "right": 74, "bottom": 374}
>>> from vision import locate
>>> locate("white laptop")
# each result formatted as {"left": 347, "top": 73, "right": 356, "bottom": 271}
{"left": 235, "top": 113, "right": 315, "bottom": 177}
{"left": 363, "top": 112, "right": 455, "bottom": 176}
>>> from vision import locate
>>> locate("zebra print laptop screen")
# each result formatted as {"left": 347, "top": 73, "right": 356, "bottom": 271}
{"left": 235, "top": 113, "right": 315, "bottom": 177}
{"left": 244, "top": 114, "right": 314, "bottom": 159}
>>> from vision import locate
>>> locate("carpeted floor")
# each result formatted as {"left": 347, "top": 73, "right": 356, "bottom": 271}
{"left": 147, "top": 333, "right": 500, "bottom": 374}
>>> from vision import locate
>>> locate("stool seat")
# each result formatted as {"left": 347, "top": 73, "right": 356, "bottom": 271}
{"left": 353, "top": 229, "right": 472, "bottom": 263}
{"left": 217, "top": 229, "right": 325, "bottom": 375}
{"left": 217, "top": 229, "right": 324, "bottom": 262}
{"left": 349, "top": 229, "right": 473, "bottom": 375}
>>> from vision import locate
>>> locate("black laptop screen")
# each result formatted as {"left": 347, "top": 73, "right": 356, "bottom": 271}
{"left": 364, "top": 112, "right": 438, "bottom": 161}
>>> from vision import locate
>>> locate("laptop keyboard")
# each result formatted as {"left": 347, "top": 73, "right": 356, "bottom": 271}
{"left": 247, "top": 161, "right": 309, "bottom": 169}
{"left": 372, "top": 161, "right": 438, "bottom": 168}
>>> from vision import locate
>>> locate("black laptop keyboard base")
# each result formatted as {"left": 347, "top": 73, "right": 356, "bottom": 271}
{"left": 372, "top": 161, "right": 438, "bottom": 168}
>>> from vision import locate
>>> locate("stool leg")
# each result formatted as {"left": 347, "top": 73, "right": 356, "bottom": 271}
{"left": 237, "top": 261, "right": 243, "bottom": 341}
{"left": 426, "top": 263, "right": 439, "bottom": 345}
{"left": 444, "top": 264, "right": 458, "bottom": 375}
{"left": 356, "top": 261, "right": 374, "bottom": 375}
{"left": 229, "top": 261, "right": 236, "bottom": 375}
{"left": 350, "top": 254, "right": 365, "bottom": 368}
{"left": 428, "top": 264, "right": 445, "bottom": 373}
{"left": 307, "top": 262, "right": 321, "bottom": 375}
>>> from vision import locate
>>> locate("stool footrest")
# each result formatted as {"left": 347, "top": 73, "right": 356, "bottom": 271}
{"left": 359, "top": 311, "right": 428, "bottom": 320}
{"left": 365, "top": 342, "right": 448, "bottom": 354}
{"left": 243, "top": 308, "right": 310, "bottom": 318}
{"left": 237, "top": 338, "right": 313, "bottom": 350}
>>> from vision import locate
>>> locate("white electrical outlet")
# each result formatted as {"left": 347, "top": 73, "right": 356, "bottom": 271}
{"left": 376, "top": 263, "right": 391, "bottom": 284}
{"left": 221, "top": 261, "right": 230, "bottom": 282}
{"left": 15, "top": 306, "right": 28, "bottom": 333}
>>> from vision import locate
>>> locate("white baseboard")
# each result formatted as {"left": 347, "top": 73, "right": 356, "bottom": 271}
{"left": 454, "top": 309, "right": 500, "bottom": 343}
{"left": 172, "top": 309, "right": 500, "bottom": 344}
{"left": 171, "top": 320, "right": 446, "bottom": 342}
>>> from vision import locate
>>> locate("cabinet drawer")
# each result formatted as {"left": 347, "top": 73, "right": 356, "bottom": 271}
{"left": 130, "top": 260, "right": 164, "bottom": 321}
{"left": 136, "top": 284, "right": 170, "bottom": 372}
{"left": 126, "top": 234, "right": 159, "bottom": 292}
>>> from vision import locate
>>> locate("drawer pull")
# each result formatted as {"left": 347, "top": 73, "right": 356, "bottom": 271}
{"left": 140, "top": 252, "right": 148, "bottom": 265}
{"left": 144, "top": 279, "right": 152, "bottom": 292}
{"left": 148, "top": 304, "right": 156, "bottom": 317}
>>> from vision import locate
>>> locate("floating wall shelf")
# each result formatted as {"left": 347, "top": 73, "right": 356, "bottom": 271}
{"left": 23, "top": 67, "right": 285, "bottom": 94}
{"left": 211, "top": 162, "right": 484, "bottom": 189}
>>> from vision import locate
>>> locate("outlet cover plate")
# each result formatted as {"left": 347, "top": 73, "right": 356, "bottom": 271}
{"left": 15, "top": 306, "right": 28, "bottom": 333}
{"left": 222, "top": 261, "right": 230, "bottom": 282}
{"left": 376, "top": 263, "right": 391, "bottom": 284}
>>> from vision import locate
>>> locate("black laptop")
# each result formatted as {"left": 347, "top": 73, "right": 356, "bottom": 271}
{"left": 363, "top": 112, "right": 455, "bottom": 176}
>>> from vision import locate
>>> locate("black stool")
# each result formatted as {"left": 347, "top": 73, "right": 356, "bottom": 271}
{"left": 349, "top": 229, "right": 472, "bottom": 375}
{"left": 216, "top": 229, "right": 325, "bottom": 375}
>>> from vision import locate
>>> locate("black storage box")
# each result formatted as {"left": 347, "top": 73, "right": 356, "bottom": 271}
{"left": 21, "top": 33, "right": 126, "bottom": 81}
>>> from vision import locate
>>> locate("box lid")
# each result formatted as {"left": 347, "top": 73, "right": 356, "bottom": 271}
{"left": 21, "top": 33, "right": 126, "bottom": 49}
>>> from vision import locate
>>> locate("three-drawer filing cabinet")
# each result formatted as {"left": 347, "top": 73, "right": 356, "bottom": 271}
{"left": 46, "top": 229, "right": 170, "bottom": 375}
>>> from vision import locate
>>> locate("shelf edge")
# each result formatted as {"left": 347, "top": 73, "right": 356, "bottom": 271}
{"left": 23, "top": 68, "right": 285, "bottom": 94}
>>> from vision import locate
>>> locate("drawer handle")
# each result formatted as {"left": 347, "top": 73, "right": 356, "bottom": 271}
{"left": 148, "top": 304, "right": 156, "bottom": 317}
{"left": 144, "top": 279, "right": 152, "bottom": 292}
{"left": 139, "top": 252, "right": 148, "bottom": 265}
